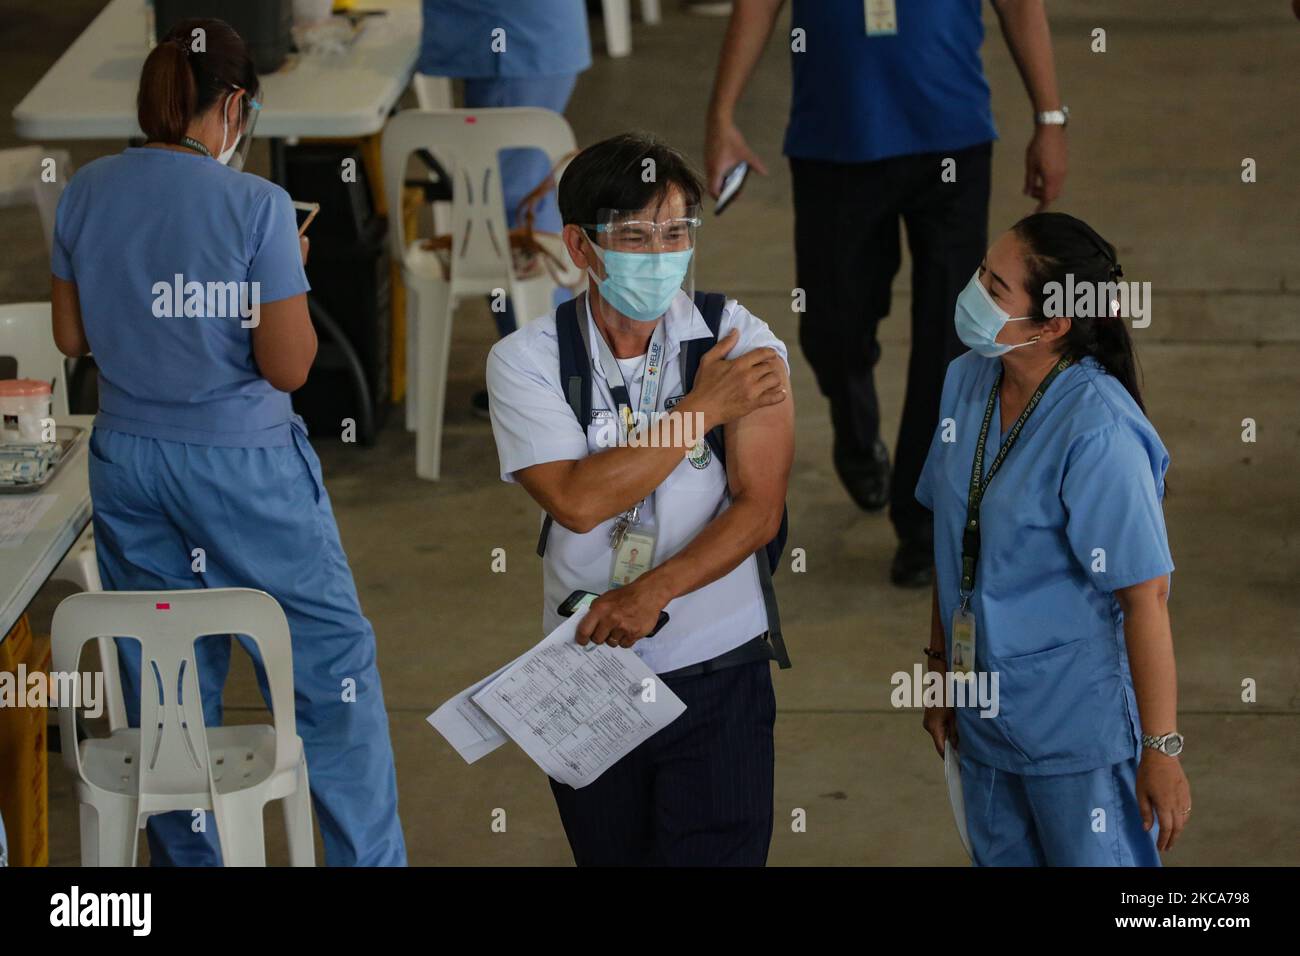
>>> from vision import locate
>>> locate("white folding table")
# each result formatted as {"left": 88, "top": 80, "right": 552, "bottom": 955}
{"left": 0, "top": 417, "right": 94, "bottom": 641}
{"left": 12, "top": 0, "right": 422, "bottom": 141}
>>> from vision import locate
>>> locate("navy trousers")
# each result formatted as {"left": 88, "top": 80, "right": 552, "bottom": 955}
{"left": 549, "top": 660, "right": 776, "bottom": 866}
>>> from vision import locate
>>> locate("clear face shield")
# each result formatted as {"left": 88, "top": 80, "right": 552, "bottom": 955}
{"left": 220, "top": 88, "right": 261, "bottom": 170}
{"left": 584, "top": 203, "right": 701, "bottom": 323}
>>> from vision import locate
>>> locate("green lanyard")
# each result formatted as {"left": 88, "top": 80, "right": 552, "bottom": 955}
{"left": 179, "top": 136, "right": 212, "bottom": 158}
{"left": 959, "top": 356, "right": 1073, "bottom": 608}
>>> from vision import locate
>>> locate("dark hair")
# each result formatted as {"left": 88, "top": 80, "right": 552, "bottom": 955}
{"left": 1013, "top": 212, "right": 1147, "bottom": 414}
{"left": 137, "top": 18, "right": 258, "bottom": 144}
{"left": 558, "top": 132, "right": 704, "bottom": 233}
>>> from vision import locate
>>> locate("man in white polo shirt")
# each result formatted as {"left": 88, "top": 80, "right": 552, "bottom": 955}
{"left": 486, "top": 133, "right": 794, "bottom": 866}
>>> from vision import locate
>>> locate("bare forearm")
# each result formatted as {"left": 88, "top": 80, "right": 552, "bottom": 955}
{"left": 636, "top": 494, "right": 779, "bottom": 608}
{"left": 929, "top": 580, "right": 945, "bottom": 655}
{"left": 544, "top": 397, "right": 716, "bottom": 533}
{"left": 1121, "top": 590, "right": 1179, "bottom": 736}
{"left": 708, "top": 0, "right": 785, "bottom": 124}
{"left": 993, "top": 0, "right": 1061, "bottom": 111}
{"left": 51, "top": 276, "right": 91, "bottom": 357}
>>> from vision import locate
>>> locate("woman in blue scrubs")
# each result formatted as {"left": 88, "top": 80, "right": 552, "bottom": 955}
{"left": 49, "top": 19, "right": 405, "bottom": 865}
{"left": 917, "top": 213, "right": 1191, "bottom": 866}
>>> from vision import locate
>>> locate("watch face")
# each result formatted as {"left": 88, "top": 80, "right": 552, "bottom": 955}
{"left": 1163, "top": 734, "right": 1184, "bottom": 756}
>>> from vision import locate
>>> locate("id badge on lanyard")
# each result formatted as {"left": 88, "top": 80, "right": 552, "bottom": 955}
{"left": 596, "top": 317, "right": 666, "bottom": 588}
{"left": 955, "top": 357, "right": 1072, "bottom": 674}
{"left": 950, "top": 606, "right": 976, "bottom": 677}
{"left": 865, "top": 0, "right": 898, "bottom": 36}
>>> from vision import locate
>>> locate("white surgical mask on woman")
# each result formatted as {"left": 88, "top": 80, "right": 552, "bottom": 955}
{"left": 954, "top": 272, "right": 1040, "bottom": 358}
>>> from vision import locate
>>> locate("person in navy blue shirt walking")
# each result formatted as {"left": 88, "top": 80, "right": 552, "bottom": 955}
{"left": 705, "top": 0, "right": 1069, "bottom": 587}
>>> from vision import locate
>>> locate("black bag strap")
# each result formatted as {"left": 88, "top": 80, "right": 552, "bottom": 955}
{"left": 536, "top": 295, "right": 589, "bottom": 557}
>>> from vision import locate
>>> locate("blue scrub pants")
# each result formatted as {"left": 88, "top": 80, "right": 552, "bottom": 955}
{"left": 87, "top": 422, "right": 407, "bottom": 866}
{"left": 961, "top": 754, "right": 1160, "bottom": 867}
{"left": 463, "top": 73, "right": 577, "bottom": 337}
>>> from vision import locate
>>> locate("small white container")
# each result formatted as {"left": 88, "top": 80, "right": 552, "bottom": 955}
{"left": 0, "top": 379, "right": 53, "bottom": 444}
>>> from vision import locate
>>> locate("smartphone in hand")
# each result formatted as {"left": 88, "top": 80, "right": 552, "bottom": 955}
{"left": 557, "top": 589, "right": 670, "bottom": 638}
{"left": 714, "top": 162, "right": 749, "bottom": 215}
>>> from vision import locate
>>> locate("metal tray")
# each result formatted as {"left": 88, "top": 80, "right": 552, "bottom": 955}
{"left": 0, "top": 424, "right": 87, "bottom": 494}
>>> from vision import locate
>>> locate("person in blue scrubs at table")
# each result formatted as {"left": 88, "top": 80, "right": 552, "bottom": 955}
{"left": 48, "top": 19, "right": 406, "bottom": 866}
{"left": 917, "top": 213, "right": 1192, "bottom": 866}
{"left": 418, "top": 0, "right": 592, "bottom": 415}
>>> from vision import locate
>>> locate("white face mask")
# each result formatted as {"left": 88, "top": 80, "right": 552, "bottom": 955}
{"left": 954, "top": 272, "right": 1040, "bottom": 358}
{"left": 216, "top": 91, "right": 240, "bottom": 166}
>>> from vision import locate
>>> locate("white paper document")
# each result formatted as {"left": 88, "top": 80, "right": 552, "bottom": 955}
{"left": 428, "top": 611, "right": 686, "bottom": 788}
{"left": 425, "top": 660, "right": 515, "bottom": 765}
{"left": 0, "top": 494, "right": 56, "bottom": 550}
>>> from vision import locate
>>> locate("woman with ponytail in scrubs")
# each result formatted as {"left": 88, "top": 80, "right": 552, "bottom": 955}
{"left": 49, "top": 19, "right": 405, "bottom": 865}
{"left": 917, "top": 213, "right": 1190, "bottom": 866}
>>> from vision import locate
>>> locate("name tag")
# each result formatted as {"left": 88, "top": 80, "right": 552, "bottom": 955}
{"left": 589, "top": 408, "right": 616, "bottom": 423}
{"left": 865, "top": 0, "right": 897, "bottom": 36}
{"left": 951, "top": 607, "right": 975, "bottom": 677}
{"left": 664, "top": 394, "right": 684, "bottom": 410}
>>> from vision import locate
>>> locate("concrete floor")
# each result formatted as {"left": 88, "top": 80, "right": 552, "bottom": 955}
{"left": 3, "top": 1, "right": 1297, "bottom": 866}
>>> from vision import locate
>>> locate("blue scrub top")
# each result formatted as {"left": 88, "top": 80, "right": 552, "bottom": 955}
{"left": 418, "top": 0, "right": 592, "bottom": 78}
{"left": 916, "top": 352, "right": 1175, "bottom": 776}
{"left": 52, "top": 148, "right": 309, "bottom": 447}
{"left": 785, "top": 0, "right": 997, "bottom": 163}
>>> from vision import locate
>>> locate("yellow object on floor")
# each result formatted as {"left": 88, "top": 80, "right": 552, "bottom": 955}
{"left": 0, "top": 614, "right": 50, "bottom": 867}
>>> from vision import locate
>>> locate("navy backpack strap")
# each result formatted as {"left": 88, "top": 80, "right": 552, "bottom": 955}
{"left": 537, "top": 295, "right": 589, "bottom": 557}
{"left": 685, "top": 292, "right": 791, "bottom": 669}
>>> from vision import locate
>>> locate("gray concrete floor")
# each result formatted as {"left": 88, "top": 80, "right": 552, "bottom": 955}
{"left": 3, "top": 1, "right": 1297, "bottom": 866}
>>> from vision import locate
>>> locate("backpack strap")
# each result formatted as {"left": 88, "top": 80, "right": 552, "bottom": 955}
{"left": 536, "top": 294, "right": 589, "bottom": 557}
{"left": 684, "top": 292, "right": 792, "bottom": 670}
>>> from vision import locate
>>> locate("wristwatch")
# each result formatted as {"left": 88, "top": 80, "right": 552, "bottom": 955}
{"left": 1141, "top": 731, "right": 1184, "bottom": 757}
{"left": 1035, "top": 106, "right": 1070, "bottom": 127}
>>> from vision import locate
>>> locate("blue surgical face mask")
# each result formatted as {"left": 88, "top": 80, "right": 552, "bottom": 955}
{"left": 954, "top": 272, "right": 1040, "bottom": 358}
{"left": 587, "top": 241, "right": 693, "bottom": 323}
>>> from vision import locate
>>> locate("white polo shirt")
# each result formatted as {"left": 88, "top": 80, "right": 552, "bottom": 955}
{"left": 486, "top": 290, "right": 790, "bottom": 674}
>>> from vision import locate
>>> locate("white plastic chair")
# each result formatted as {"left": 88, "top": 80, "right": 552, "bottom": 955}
{"left": 0, "top": 146, "right": 69, "bottom": 257}
{"left": 600, "top": 0, "right": 662, "bottom": 58}
{"left": 52, "top": 588, "right": 314, "bottom": 867}
{"left": 0, "top": 302, "right": 126, "bottom": 733}
{"left": 382, "top": 107, "right": 579, "bottom": 480}
{"left": 410, "top": 73, "right": 456, "bottom": 276}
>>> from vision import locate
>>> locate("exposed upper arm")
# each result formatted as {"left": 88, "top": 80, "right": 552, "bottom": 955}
{"left": 723, "top": 357, "right": 793, "bottom": 538}
{"left": 51, "top": 275, "right": 90, "bottom": 357}
{"left": 1115, "top": 574, "right": 1171, "bottom": 614}
{"left": 251, "top": 293, "right": 315, "bottom": 392}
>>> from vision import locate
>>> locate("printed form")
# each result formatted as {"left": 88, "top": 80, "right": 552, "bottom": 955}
{"left": 428, "top": 611, "right": 686, "bottom": 788}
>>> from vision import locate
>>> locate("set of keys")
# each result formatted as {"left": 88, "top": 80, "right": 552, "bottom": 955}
{"left": 609, "top": 502, "right": 641, "bottom": 550}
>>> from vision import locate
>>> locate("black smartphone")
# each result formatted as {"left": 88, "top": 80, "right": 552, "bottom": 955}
{"left": 557, "top": 589, "right": 670, "bottom": 638}
{"left": 558, "top": 590, "right": 598, "bottom": 616}
{"left": 714, "top": 161, "right": 749, "bottom": 215}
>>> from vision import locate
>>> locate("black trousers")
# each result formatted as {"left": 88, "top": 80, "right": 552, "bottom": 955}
{"left": 791, "top": 142, "right": 992, "bottom": 540}
{"left": 549, "top": 660, "right": 776, "bottom": 866}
